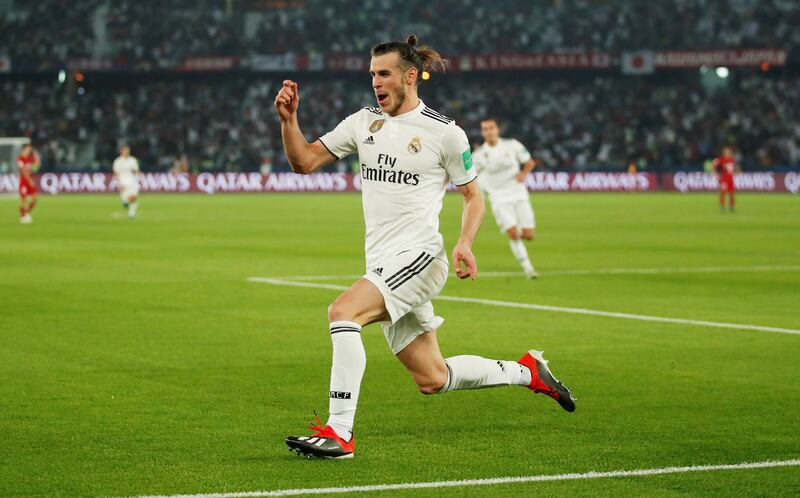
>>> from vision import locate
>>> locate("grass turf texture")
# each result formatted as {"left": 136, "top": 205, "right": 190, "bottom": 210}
{"left": 1, "top": 192, "right": 798, "bottom": 497}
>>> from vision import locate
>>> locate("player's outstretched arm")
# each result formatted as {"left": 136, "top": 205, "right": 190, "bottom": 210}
{"left": 274, "top": 80, "right": 336, "bottom": 174}
{"left": 452, "top": 180, "right": 485, "bottom": 280}
{"left": 516, "top": 158, "right": 535, "bottom": 183}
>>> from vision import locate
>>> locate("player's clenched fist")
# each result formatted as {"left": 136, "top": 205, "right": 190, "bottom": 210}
{"left": 274, "top": 80, "right": 300, "bottom": 121}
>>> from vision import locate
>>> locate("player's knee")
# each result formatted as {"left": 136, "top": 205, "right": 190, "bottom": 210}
{"left": 417, "top": 378, "right": 445, "bottom": 395}
{"left": 327, "top": 301, "right": 348, "bottom": 322}
{"left": 522, "top": 229, "right": 535, "bottom": 241}
{"left": 506, "top": 227, "right": 520, "bottom": 240}
{"left": 415, "top": 370, "right": 448, "bottom": 395}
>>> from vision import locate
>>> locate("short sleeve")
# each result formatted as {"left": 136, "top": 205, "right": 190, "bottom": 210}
{"left": 442, "top": 125, "right": 478, "bottom": 186}
{"left": 318, "top": 111, "right": 360, "bottom": 160}
{"left": 512, "top": 139, "right": 532, "bottom": 164}
{"left": 112, "top": 159, "right": 120, "bottom": 174}
{"left": 133, "top": 158, "right": 140, "bottom": 171}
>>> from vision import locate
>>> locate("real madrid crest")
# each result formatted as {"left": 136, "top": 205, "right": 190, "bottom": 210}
{"left": 408, "top": 136, "right": 422, "bottom": 154}
{"left": 369, "top": 119, "right": 385, "bottom": 133}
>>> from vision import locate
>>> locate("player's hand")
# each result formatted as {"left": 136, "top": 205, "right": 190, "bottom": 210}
{"left": 452, "top": 243, "right": 478, "bottom": 280}
{"left": 516, "top": 172, "right": 526, "bottom": 183}
{"left": 274, "top": 80, "right": 300, "bottom": 122}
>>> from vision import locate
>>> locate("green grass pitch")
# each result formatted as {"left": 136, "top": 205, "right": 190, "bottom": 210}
{"left": 1, "top": 192, "right": 799, "bottom": 497}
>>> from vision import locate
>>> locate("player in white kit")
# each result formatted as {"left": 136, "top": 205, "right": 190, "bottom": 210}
{"left": 474, "top": 118, "right": 538, "bottom": 278}
{"left": 274, "top": 35, "right": 575, "bottom": 459}
{"left": 112, "top": 145, "right": 141, "bottom": 219}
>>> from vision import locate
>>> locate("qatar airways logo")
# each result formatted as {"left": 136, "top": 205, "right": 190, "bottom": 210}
{"left": 361, "top": 153, "right": 421, "bottom": 186}
{"left": 673, "top": 172, "right": 777, "bottom": 192}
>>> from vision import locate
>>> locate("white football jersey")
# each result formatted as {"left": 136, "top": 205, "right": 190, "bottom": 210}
{"left": 319, "top": 100, "right": 477, "bottom": 268}
{"left": 473, "top": 138, "right": 532, "bottom": 205}
{"left": 113, "top": 156, "right": 140, "bottom": 185}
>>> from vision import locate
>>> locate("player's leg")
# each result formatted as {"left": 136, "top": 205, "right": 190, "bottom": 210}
{"left": 507, "top": 229, "right": 537, "bottom": 278}
{"left": 519, "top": 200, "right": 536, "bottom": 241}
{"left": 26, "top": 192, "right": 37, "bottom": 216}
{"left": 728, "top": 186, "right": 735, "bottom": 212}
{"left": 494, "top": 202, "right": 535, "bottom": 278}
{"left": 719, "top": 183, "right": 728, "bottom": 210}
{"left": 127, "top": 193, "right": 138, "bottom": 219}
{"left": 516, "top": 201, "right": 538, "bottom": 277}
{"left": 325, "top": 278, "right": 388, "bottom": 436}
{"left": 285, "top": 278, "right": 388, "bottom": 459}
{"left": 395, "top": 323, "right": 575, "bottom": 412}
{"left": 507, "top": 226, "right": 535, "bottom": 278}
{"left": 521, "top": 227, "right": 535, "bottom": 240}
{"left": 18, "top": 192, "right": 29, "bottom": 223}
{"left": 119, "top": 188, "right": 129, "bottom": 209}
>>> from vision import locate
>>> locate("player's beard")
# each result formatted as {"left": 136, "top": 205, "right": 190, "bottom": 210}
{"left": 387, "top": 85, "right": 406, "bottom": 115}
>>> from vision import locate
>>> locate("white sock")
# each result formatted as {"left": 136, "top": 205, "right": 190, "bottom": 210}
{"left": 129, "top": 201, "right": 138, "bottom": 217}
{"left": 509, "top": 239, "right": 533, "bottom": 271}
{"left": 326, "top": 321, "right": 365, "bottom": 441}
{"left": 439, "top": 355, "right": 531, "bottom": 393}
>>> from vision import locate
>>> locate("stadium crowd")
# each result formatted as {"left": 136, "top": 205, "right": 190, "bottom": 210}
{"left": 2, "top": 0, "right": 800, "bottom": 66}
{"left": 2, "top": 72, "right": 799, "bottom": 173}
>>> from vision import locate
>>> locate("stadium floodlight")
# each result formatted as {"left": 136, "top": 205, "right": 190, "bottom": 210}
{"left": 58, "top": 70, "right": 66, "bottom": 84}
{"left": 715, "top": 66, "right": 730, "bottom": 78}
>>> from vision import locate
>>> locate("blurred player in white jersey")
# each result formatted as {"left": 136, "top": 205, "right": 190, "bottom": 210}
{"left": 274, "top": 35, "right": 574, "bottom": 460}
{"left": 474, "top": 118, "right": 538, "bottom": 278}
{"left": 112, "top": 145, "right": 141, "bottom": 219}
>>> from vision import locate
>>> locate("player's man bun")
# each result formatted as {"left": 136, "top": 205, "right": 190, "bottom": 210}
{"left": 371, "top": 34, "right": 446, "bottom": 83}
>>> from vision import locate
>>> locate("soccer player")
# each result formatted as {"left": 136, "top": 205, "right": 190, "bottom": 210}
{"left": 17, "top": 143, "right": 39, "bottom": 224}
{"left": 473, "top": 118, "right": 538, "bottom": 278}
{"left": 274, "top": 35, "right": 575, "bottom": 460}
{"left": 112, "top": 145, "right": 141, "bottom": 219}
{"left": 713, "top": 146, "right": 738, "bottom": 212}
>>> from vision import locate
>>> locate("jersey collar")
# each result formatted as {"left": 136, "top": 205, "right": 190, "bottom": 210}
{"left": 384, "top": 99, "right": 425, "bottom": 121}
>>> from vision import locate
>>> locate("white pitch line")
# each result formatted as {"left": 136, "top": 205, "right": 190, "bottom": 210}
{"left": 129, "top": 458, "right": 800, "bottom": 498}
{"left": 247, "top": 277, "right": 347, "bottom": 291}
{"left": 267, "top": 265, "right": 800, "bottom": 281}
{"left": 536, "top": 264, "right": 800, "bottom": 276}
{"left": 246, "top": 277, "right": 800, "bottom": 336}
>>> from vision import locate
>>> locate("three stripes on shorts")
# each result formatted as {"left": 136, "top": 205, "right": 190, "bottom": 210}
{"left": 385, "top": 252, "right": 434, "bottom": 290}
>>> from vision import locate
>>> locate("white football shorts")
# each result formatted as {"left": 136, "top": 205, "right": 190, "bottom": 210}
{"left": 363, "top": 249, "right": 448, "bottom": 354}
{"left": 491, "top": 199, "right": 536, "bottom": 232}
{"left": 119, "top": 179, "right": 140, "bottom": 201}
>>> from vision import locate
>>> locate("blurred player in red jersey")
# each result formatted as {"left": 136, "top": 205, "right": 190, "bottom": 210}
{"left": 713, "top": 146, "right": 738, "bottom": 212}
{"left": 17, "top": 143, "right": 40, "bottom": 224}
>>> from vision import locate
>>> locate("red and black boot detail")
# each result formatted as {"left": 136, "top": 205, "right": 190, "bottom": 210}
{"left": 518, "top": 350, "right": 576, "bottom": 412}
{"left": 285, "top": 414, "right": 354, "bottom": 459}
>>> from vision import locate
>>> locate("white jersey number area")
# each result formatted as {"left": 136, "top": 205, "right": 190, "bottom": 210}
{"left": 473, "top": 138, "right": 531, "bottom": 205}
{"left": 319, "top": 100, "right": 476, "bottom": 269}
